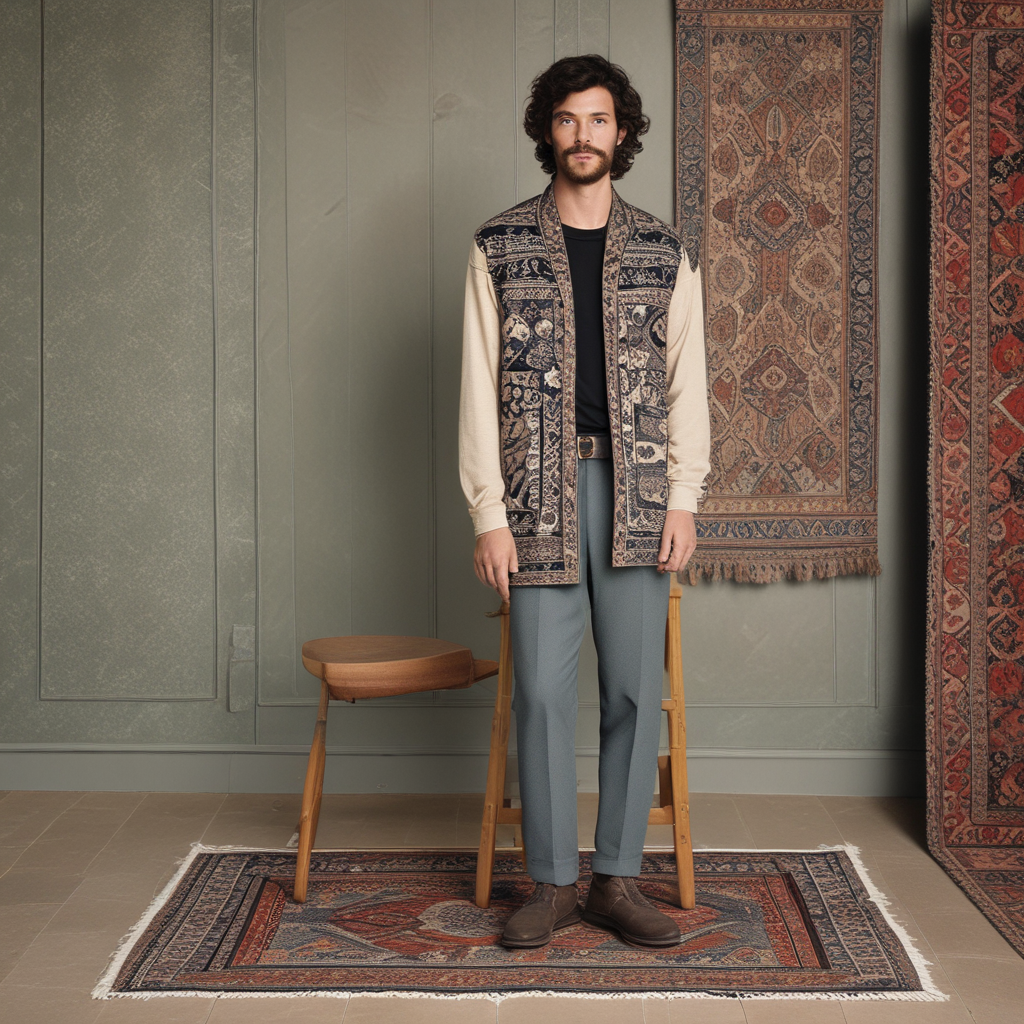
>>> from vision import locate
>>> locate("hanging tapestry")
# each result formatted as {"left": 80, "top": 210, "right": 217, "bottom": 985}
{"left": 929, "top": 0, "right": 1024, "bottom": 957}
{"left": 674, "top": 0, "right": 884, "bottom": 583}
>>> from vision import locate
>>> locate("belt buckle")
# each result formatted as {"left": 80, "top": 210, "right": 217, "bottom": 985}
{"left": 577, "top": 435, "right": 594, "bottom": 459}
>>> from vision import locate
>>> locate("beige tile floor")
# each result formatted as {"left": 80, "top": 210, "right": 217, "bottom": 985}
{"left": 1, "top": 790, "right": 1022, "bottom": 1023}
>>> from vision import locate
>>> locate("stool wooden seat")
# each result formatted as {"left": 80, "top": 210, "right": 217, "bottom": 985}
{"left": 475, "top": 576, "right": 695, "bottom": 909}
{"left": 294, "top": 635, "right": 498, "bottom": 903}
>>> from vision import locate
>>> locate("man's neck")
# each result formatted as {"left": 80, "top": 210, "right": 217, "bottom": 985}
{"left": 552, "top": 173, "right": 613, "bottom": 229}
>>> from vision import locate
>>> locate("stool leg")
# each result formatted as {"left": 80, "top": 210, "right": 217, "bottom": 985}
{"left": 667, "top": 579, "right": 695, "bottom": 909}
{"left": 476, "top": 601, "right": 512, "bottom": 909}
{"left": 294, "top": 678, "right": 330, "bottom": 903}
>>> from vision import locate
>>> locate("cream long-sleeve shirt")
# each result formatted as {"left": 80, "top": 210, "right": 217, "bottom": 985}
{"left": 459, "top": 240, "right": 711, "bottom": 537}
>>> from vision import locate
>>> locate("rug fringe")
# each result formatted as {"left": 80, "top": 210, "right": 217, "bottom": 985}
{"left": 92, "top": 843, "right": 948, "bottom": 1003}
{"left": 98, "top": 987, "right": 946, "bottom": 1002}
{"left": 838, "top": 843, "right": 948, "bottom": 1001}
{"left": 92, "top": 843, "right": 210, "bottom": 1000}
{"left": 682, "top": 554, "right": 882, "bottom": 585}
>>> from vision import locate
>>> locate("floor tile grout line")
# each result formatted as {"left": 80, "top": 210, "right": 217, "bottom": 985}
{"left": 818, "top": 793, "right": 858, "bottom": 851}
{"left": 727, "top": 794, "right": 758, "bottom": 850}
{"left": 0, "top": 902, "right": 64, "bottom": 989}
{"left": 0, "top": 846, "right": 30, "bottom": 882}
{"left": 56, "top": 791, "right": 225, "bottom": 919}
{"left": 879, "top": 894, "right": 971, "bottom": 1005}
{"left": 196, "top": 792, "right": 235, "bottom": 846}
{"left": 0, "top": 791, "right": 149, "bottom": 893}
{"left": 0, "top": 791, "right": 89, "bottom": 864}
{"left": 731, "top": 793, "right": 855, "bottom": 850}
{"left": 938, "top": 952, "right": 1024, "bottom": 964}
{"left": 0, "top": 792, "right": 216, "bottom": 989}
{"left": 812, "top": 793, "right": 847, "bottom": 841}
{"left": 58, "top": 790, "right": 162, "bottom": 891}
{"left": 727, "top": 794, "right": 765, "bottom": 851}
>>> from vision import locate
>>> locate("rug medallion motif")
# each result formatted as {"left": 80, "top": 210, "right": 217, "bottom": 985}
{"left": 930, "top": 0, "right": 1024, "bottom": 958}
{"left": 98, "top": 849, "right": 933, "bottom": 998}
{"left": 675, "top": 0, "right": 883, "bottom": 582}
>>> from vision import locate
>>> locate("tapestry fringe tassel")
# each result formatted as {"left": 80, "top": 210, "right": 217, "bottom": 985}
{"left": 683, "top": 554, "right": 882, "bottom": 585}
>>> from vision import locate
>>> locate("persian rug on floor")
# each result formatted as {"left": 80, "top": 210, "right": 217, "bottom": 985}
{"left": 929, "top": 0, "right": 1024, "bottom": 959}
{"left": 94, "top": 847, "right": 942, "bottom": 1000}
{"left": 674, "top": 0, "right": 884, "bottom": 583}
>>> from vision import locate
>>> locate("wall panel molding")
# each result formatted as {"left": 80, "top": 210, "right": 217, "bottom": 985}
{"left": 37, "top": 0, "right": 256, "bottom": 704}
{"left": 40, "top": 0, "right": 216, "bottom": 700}
{"left": 0, "top": 0, "right": 44, "bottom": 721}
{"left": 0, "top": 0, "right": 256, "bottom": 745}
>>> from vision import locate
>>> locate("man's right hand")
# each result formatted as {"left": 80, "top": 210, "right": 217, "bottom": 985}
{"left": 473, "top": 527, "right": 518, "bottom": 602}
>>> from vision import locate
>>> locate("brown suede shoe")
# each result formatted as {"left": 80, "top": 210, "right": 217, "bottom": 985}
{"left": 582, "top": 873, "right": 681, "bottom": 948}
{"left": 500, "top": 882, "right": 582, "bottom": 948}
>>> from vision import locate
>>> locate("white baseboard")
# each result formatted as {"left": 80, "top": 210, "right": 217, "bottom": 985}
{"left": 0, "top": 745, "right": 924, "bottom": 796}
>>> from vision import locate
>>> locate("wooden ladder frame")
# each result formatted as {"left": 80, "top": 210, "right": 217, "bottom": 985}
{"left": 294, "top": 674, "right": 330, "bottom": 904}
{"left": 475, "top": 576, "right": 695, "bottom": 909}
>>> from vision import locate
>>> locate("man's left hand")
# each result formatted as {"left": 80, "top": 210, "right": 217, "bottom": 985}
{"left": 657, "top": 509, "right": 696, "bottom": 574}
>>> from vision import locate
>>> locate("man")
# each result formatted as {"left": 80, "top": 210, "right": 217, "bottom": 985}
{"left": 459, "top": 54, "right": 710, "bottom": 949}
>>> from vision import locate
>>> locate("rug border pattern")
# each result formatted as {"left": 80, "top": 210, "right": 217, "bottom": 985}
{"left": 927, "top": 0, "right": 1024, "bottom": 960}
{"left": 91, "top": 844, "right": 945, "bottom": 1003}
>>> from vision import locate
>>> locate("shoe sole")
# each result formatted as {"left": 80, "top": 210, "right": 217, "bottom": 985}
{"left": 500, "top": 907, "right": 583, "bottom": 949}
{"left": 581, "top": 909, "right": 681, "bottom": 949}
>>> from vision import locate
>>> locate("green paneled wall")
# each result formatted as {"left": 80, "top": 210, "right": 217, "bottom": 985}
{"left": 1, "top": 0, "right": 255, "bottom": 745}
{"left": 0, "top": 0, "right": 931, "bottom": 793}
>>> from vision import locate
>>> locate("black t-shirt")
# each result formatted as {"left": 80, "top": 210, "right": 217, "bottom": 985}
{"left": 562, "top": 222, "right": 609, "bottom": 435}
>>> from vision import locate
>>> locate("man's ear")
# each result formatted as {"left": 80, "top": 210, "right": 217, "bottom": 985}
{"left": 617, "top": 126, "right": 627, "bottom": 146}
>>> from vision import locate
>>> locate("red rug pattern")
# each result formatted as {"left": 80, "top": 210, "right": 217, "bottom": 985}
{"left": 930, "top": 0, "right": 1024, "bottom": 958}
{"left": 101, "top": 850, "right": 931, "bottom": 997}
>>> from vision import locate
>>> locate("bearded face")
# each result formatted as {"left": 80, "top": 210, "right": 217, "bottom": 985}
{"left": 553, "top": 140, "right": 614, "bottom": 185}
{"left": 546, "top": 86, "right": 625, "bottom": 187}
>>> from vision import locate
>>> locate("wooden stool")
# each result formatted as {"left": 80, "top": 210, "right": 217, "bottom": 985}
{"left": 294, "top": 635, "right": 498, "bottom": 903}
{"left": 475, "top": 576, "right": 695, "bottom": 909}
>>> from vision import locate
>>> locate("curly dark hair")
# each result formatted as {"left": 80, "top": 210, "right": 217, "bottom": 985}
{"left": 523, "top": 54, "right": 649, "bottom": 180}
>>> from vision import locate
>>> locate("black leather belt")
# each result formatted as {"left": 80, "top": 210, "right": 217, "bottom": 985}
{"left": 576, "top": 434, "right": 611, "bottom": 459}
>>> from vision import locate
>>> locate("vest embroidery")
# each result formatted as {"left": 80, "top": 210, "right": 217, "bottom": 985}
{"left": 475, "top": 185, "right": 687, "bottom": 584}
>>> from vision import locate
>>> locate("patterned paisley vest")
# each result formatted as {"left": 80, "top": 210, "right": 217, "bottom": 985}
{"left": 475, "top": 184, "right": 692, "bottom": 585}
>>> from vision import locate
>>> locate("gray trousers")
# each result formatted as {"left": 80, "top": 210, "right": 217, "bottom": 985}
{"left": 509, "top": 456, "right": 670, "bottom": 885}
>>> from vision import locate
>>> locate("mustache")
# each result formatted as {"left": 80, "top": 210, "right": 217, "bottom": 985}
{"left": 564, "top": 143, "right": 606, "bottom": 157}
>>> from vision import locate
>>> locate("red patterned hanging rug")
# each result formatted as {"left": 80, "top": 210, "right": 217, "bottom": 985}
{"left": 930, "top": 0, "right": 1024, "bottom": 958}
